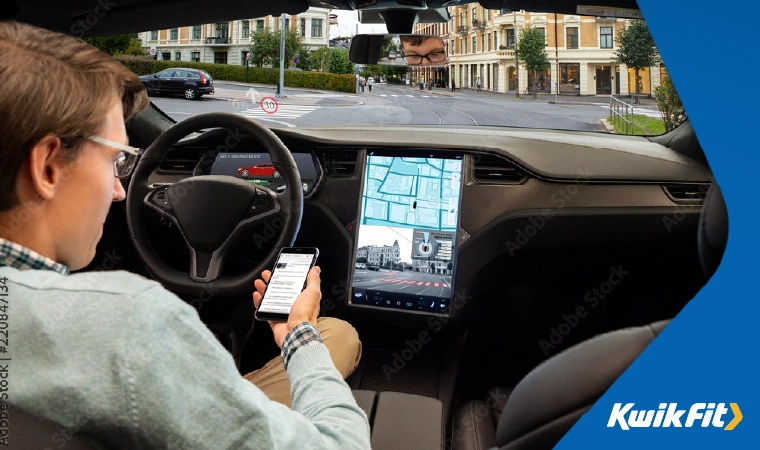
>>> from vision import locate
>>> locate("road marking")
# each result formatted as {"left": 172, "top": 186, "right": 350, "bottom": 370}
{"left": 417, "top": 282, "right": 425, "bottom": 285}
{"left": 240, "top": 105, "right": 319, "bottom": 119}
{"left": 405, "top": 95, "right": 414, "bottom": 97}
{"left": 425, "top": 282, "right": 431, "bottom": 286}
{"left": 422, "top": 95, "right": 430, "bottom": 98}
{"left": 237, "top": 115, "right": 296, "bottom": 128}
{"left": 391, "top": 94, "right": 399, "bottom": 97}
{"left": 380, "top": 94, "right": 388, "bottom": 97}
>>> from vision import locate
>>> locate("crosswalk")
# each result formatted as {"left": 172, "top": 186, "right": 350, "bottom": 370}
{"left": 379, "top": 94, "right": 433, "bottom": 98}
{"left": 602, "top": 105, "right": 661, "bottom": 118}
{"left": 238, "top": 105, "right": 320, "bottom": 120}
{"left": 378, "top": 278, "right": 449, "bottom": 288}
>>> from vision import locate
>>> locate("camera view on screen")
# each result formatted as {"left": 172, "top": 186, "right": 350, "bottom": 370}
{"left": 351, "top": 153, "right": 463, "bottom": 314}
{"left": 210, "top": 153, "right": 317, "bottom": 192}
{"left": 258, "top": 252, "right": 316, "bottom": 315}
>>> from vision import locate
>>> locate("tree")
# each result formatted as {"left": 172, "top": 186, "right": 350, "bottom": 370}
{"left": 328, "top": 48, "right": 354, "bottom": 75}
{"left": 84, "top": 34, "right": 133, "bottom": 56}
{"left": 654, "top": 76, "right": 687, "bottom": 132}
{"left": 613, "top": 20, "right": 659, "bottom": 99}
{"left": 124, "top": 39, "right": 146, "bottom": 56}
{"left": 310, "top": 47, "right": 331, "bottom": 72}
{"left": 249, "top": 28, "right": 302, "bottom": 68}
{"left": 295, "top": 47, "right": 312, "bottom": 71}
{"left": 516, "top": 28, "right": 550, "bottom": 98}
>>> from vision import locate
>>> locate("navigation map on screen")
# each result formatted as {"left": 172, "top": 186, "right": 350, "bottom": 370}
{"left": 351, "top": 153, "right": 463, "bottom": 314}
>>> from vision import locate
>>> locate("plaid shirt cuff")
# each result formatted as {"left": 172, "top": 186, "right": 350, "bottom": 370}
{"left": 281, "top": 322, "right": 322, "bottom": 369}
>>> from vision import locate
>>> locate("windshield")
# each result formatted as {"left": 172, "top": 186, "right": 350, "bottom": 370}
{"left": 128, "top": 7, "right": 685, "bottom": 135}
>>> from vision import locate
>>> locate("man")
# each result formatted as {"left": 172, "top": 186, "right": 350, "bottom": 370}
{"left": 400, "top": 35, "right": 446, "bottom": 66}
{"left": 0, "top": 21, "right": 370, "bottom": 449}
{"left": 451, "top": 78, "right": 456, "bottom": 92}
{"left": 476, "top": 77, "right": 481, "bottom": 92}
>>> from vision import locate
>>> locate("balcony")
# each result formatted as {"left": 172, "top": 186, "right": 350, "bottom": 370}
{"left": 471, "top": 19, "right": 486, "bottom": 30}
{"left": 457, "top": 25, "right": 468, "bottom": 34}
{"left": 204, "top": 36, "right": 229, "bottom": 45}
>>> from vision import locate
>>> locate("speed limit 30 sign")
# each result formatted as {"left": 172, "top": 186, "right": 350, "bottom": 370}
{"left": 260, "top": 97, "right": 278, "bottom": 114}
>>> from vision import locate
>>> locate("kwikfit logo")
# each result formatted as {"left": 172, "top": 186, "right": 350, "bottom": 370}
{"left": 607, "top": 403, "right": 742, "bottom": 430}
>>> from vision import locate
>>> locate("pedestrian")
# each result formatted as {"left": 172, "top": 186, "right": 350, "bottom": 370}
{"left": 368, "top": 77, "right": 374, "bottom": 92}
{"left": 476, "top": 77, "right": 481, "bottom": 92}
{"left": 451, "top": 78, "right": 456, "bottom": 91}
{"left": 360, "top": 77, "right": 365, "bottom": 93}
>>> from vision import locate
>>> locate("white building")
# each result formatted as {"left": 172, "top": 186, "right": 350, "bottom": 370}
{"left": 357, "top": 241, "right": 401, "bottom": 266}
{"left": 138, "top": 8, "right": 331, "bottom": 66}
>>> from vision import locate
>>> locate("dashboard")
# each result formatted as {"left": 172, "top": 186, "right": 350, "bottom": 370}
{"left": 144, "top": 125, "right": 712, "bottom": 330}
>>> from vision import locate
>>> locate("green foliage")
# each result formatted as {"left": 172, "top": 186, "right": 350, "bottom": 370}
{"left": 328, "top": 49, "right": 354, "bottom": 75}
{"left": 249, "top": 28, "right": 302, "bottom": 68}
{"left": 654, "top": 76, "right": 687, "bottom": 132}
{"left": 295, "top": 47, "right": 312, "bottom": 71}
{"left": 310, "top": 47, "right": 331, "bottom": 72}
{"left": 124, "top": 39, "right": 146, "bottom": 56}
{"left": 115, "top": 56, "right": 356, "bottom": 93}
{"left": 613, "top": 20, "right": 658, "bottom": 72}
{"left": 614, "top": 20, "right": 659, "bottom": 95}
{"left": 517, "top": 28, "right": 550, "bottom": 97}
{"left": 84, "top": 34, "right": 133, "bottom": 56}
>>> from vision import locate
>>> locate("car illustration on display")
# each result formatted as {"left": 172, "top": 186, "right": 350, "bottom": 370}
{"left": 237, "top": 162, "right": 280, "bottom": 178}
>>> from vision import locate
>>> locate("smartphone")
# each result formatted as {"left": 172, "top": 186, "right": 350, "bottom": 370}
{"left": 254, "top": 247, "right": 320, "bottom": 322}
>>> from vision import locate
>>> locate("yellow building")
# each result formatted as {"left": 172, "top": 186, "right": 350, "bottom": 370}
{"left": 414, "top": 4, "right": 664, "bottom": 96}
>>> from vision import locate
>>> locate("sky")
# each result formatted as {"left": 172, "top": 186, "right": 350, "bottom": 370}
{"left": 357, "top": 225, "right": 414, "bottom": 263}
{"left": 330, "top": 10, "right": 388, "bottom": 38}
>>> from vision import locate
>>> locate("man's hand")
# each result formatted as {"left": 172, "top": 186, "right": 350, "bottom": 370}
{"left": 252, "top": 266, "right": 322, "bottom": 348}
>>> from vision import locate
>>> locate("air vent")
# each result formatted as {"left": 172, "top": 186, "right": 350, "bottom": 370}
{"left": 472, "top": 153, "right": 526, "bottom": 184}
{"left": 663, "top": 184, "right": 709, "bottom": 204}
{"left": 318, "top": 149, "right": 359, "bottom": 176}
{"left": 157, "top": 147, "right": 207, "bottom": 174}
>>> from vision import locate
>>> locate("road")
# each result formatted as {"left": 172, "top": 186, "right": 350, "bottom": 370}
{"left": 151, "top": 82, "right": 615, "bottom": 131}
{"left": 352, "top": 268, "right": 452, "bottom": 298}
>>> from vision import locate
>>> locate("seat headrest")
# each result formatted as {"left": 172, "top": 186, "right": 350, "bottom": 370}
{"left": 698, "top": 185, "right": 728, "bottom": 280}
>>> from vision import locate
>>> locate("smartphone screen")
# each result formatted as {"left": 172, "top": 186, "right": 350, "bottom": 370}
{"left": 255, "top": 247, "right": 319, "bottom": 322}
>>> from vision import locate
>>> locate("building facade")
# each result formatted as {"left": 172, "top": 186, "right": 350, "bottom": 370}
{"left": 413, "top": 4, "right": 665, "bottom": 96}
{"left": 138, "top": 8, "right": 331, "bottom": 67}
{"left": 357, "top": 241, "right": 401, "bottom": 266}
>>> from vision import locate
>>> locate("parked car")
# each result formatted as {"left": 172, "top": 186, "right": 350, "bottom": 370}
{"left": 139, "top": 68, "right": 214, "bottom": 100}
{"left": 237, "top": 162, "right": 280, "bottom": 178}
{"left": 355, "top": 262, "right": 366, "bottom": 269}
{"left": 388, "top": 51, "right": 396, "bottom": 60}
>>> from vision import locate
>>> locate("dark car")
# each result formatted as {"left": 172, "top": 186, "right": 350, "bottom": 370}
{"left": 139, "top": 68, "right": 214, "bottom": 100}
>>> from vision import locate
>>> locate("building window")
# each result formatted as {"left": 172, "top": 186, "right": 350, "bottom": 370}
{"left": 285, "top": 18, "right": 290, "bottom": 30}
{"left": 169, "top": 28, "right": 178, "bottom": 40}
{"left": 494, "top": 31, "right": 498, "bottom": 49}
{"left": 311, "top": 19, "right": 323, "bottom": 38}
{"left": 192, "top": 25, "right": 201, "bottom": 40}
{"left": 191, "top": 51, "right": 200, "bottom": 62}
{"left": 216, "top": 23, "right": 229, "bottom": 38}
{"left": 566, "top": 26, "right": 578, "bottom": 49}
{"left": 242, "top": 51, "right": 249, "bottom": 63}
{"left": 481, "top": 34, "right": 485, "bottom": 52}
{"left": 451, "top": 39, "right": 455, "bottom": 54}
{"left": 150, "top": 30, "right": 158, "bottom": 40}
{"left": 301, "top": 18, "right": 306, "bottom": 36}
{"left": 535, "top": 27, "right": 546, "bottom": 46}
{"left": 464, "top": 38, "right": 467, "bottom": 54}
{"left": 600, "top": 26, "right": 613, "bottom": 48}
{"left": 161, "top": 52, "right": 171, "bottom": 60}
{"left": 506, "top": 28, "right": 515, "bottom": 47}
{"left": 487, "top": 33, "right": 491, "bottom": 51}
{"left": 174, "top": 51, "right": 181, "bottom": 61}
{"left": 256, "top": 20, "right": 264, "bottom": 31}
{"left": 472, "top": 7, "right": 477, "bottom": 21}
{"left": 472, "top": 36, "right": 476, "bottom": 52}
{"left": 241, "top": 20, "right": 249, "bottom": 38}
{"left": 560, "top": 63, "right": 580, "bottom": 93}
{"left": 214, "top": 51, "right": 228, "bottom": 64}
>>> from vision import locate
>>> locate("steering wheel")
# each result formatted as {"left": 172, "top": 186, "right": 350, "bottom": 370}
{"left": 126, "top": 112, "right": 303, "bottom": 297}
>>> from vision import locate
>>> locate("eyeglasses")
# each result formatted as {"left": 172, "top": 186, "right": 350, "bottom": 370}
{"left": 87, "top": 136, "right": 144, "bottom": 179}
{"left": 403, "top": 51, "right": 447, "bottom": 65}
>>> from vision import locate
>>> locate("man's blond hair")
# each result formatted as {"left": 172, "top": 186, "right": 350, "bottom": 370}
{"left": 0, "top": 21, "right": 149, "bottom": 211}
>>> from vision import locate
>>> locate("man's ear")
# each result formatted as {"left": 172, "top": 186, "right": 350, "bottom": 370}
{"left": 25, "top": 135, "right": 70, "bottom": 202}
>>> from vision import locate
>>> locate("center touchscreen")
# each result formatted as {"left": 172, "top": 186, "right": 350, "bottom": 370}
{"left": 350, "top": 151, "right": 463, "bottom": 314}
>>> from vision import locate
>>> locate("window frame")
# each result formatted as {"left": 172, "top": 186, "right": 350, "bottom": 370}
{"left": 191, "top": 51, "right": 200, "bottom": 62}
{"left": 600, "top": 26, "right": 613, "bottom": 49}
{"left": 169, "top": 28, "right": 178, "bottom": 40}
{"left": 192, "top": 25, "right": 201, "bottom": 40}
{"left": 241, "top": 20, "right": 249, "bottom": 38}
{"left": 311, "top": 18, "right": 323, "bottom": 38}
{"left": 566, "top": 26, "right": 579, "bottom": 49}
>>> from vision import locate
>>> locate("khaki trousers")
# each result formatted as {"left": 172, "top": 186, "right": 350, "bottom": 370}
{"left": 243, "top": 317, "right": 362, "bottom": 408}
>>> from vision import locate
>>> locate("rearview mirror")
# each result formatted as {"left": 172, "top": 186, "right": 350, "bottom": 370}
{"left": 349, "top": 34, "right": 448, "bottom": 67}
{"left": 153, "top": 74, "right": 159, "bottom": 78}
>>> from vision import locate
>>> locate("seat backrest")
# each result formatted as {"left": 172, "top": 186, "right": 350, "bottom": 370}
{"left": 494, "top": 320, "right": 669, "bottom": 450}
{"left": 5, "top": 403, "right": 94, "bottom": 449}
